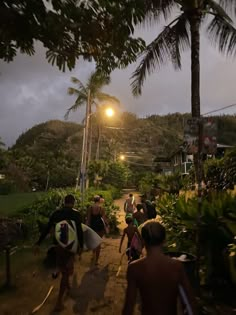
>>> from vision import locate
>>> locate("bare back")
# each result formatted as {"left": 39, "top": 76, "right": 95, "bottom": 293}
{"left": 125, "top": 253, "right": 195, "bottom": 315}
{"left": 124, "top": 225, "right": 138, "bottom": 244}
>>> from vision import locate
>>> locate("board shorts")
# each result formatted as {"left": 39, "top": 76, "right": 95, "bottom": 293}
{"left": 55, "top": 246, "right": 75, "bottom": 276}
{"left": 126, "top": 242, "right": 140, "bottom": 262}
{"left": 90, "top": 215, "right": 105, "bottom": 234}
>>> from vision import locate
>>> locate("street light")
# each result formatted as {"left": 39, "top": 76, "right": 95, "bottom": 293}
{"left": 76, "top": 102, "right": 116, "bottom": 210}
{"left": 105, "top": 107, "right": 114, "bottom": 117}
{"left": 120, "top": 154, "right": 125, "bottom": 161}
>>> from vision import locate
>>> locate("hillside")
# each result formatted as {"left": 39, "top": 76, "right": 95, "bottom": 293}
{"left": 2, "top": 113, "right": 236, "bottom": 190}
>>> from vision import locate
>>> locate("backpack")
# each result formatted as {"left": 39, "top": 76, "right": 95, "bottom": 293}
{"left": 55, "top": 220, "right": 78, "bottom": 253}
{"left": 145, "top": 201, "right": 157, "bottom": 219}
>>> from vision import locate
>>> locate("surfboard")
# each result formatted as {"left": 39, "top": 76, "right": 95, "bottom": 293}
{"left": 82, "top": 224, "right": 102, "bottom": 251}
{"left": 130, "top": 232, "right": 143, "bottom": 253}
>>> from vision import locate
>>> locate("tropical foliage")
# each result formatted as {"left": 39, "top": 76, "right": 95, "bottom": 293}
{"left": 1, "top": 114, "right": 236, "bottom": 192}
{"left": 159, "top": 192, "right": 236, "bottom": 286}
{"left": 0, "top": 0, "right": 145, "bottom": 72}
{"left": 11, "top": 187, "right": 121, "bottom": 242}
{"left": 65, "top": 71, "right": 119, "bottom": 119}
{"left": 132, "top": 0, "right": 236, "bottom": 119}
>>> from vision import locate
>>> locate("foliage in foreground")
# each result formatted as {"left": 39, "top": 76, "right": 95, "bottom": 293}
{"left": 1, "top": 0, "right": 145, "bottom": 72}
{"left": 158, "top": 192, "right": 236, "bottom": 286}
{"left": 10, "top": 187, "right": 121, "bottom": 243}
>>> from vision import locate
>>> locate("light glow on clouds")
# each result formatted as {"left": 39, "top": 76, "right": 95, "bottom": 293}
{"left": 0, "top": 27, "right": 236, "bottom": 146}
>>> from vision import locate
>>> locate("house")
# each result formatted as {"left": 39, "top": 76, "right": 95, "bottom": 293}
{"left": 169, "top": 143, "right": 234, "bottom": 176}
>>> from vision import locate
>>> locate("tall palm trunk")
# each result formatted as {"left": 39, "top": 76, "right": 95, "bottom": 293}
{"left": 95, "top": 124, "right": 101, "bottom": 160}
{"left": 190, "top": 11, "right": 203, "bottom": 290}
{"left": 190, "top": 13, "right": 201, "bottom": 118}
{"left": 86, "top": 96, "right": 92, "bottom": 189}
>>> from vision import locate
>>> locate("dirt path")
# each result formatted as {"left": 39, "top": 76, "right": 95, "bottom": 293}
{"left": 0, "top": 191, "right": 141, "bottom": 315}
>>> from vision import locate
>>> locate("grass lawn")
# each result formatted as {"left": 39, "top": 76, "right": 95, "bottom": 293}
{"left": 0, "top": 192, "right": 45, "bottom": 217}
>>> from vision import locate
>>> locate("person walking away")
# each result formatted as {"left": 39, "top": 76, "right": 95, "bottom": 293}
{"left": 141, "top": 195, "right": 157, "bottom": 220}
{"left": 133, "top": 204, "right": 146, "bottom": 226}
{"left": 99, "top": 194, "right": 105, "bottom": 205}
{"left": 124, "top": 193, "right": 136, "bottom": 214}
{"left": 86, "top": 195, "right": 108, "bottom": 265}
{"left": 119, "top": 216, "right": 142, "bottom": 263}
{"left": 35, "top": 194, "right": 83, "bottom": 312}
{"left": 122, "top": 221, "right": 196, "bottom": 315}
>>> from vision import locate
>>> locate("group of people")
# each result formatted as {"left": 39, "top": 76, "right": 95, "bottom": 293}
{"left": 35, "top": 193, "right": 196, "bottom": 314}
{"left": 35, "top": 194, "right": 108, "bottom": 311}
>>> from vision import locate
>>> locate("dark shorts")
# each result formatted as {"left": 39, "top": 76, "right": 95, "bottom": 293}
{"left": 55, "top": 246, "right": 75, "bottom": 276}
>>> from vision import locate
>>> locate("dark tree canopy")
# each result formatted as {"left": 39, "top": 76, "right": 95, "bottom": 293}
{"left": 0, "top": 0, "right": 146, "bottom": 72}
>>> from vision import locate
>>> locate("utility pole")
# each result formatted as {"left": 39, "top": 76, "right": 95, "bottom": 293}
{"left": 196, "top": 117, "right": 203, "bottom": 290}
{"left": 76, "top": 89, "right": 91, "bottom": 212}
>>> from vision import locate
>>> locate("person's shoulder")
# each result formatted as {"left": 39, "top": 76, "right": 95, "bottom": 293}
{"left": 71, "top": 208, "right": 82, "bottom": 217}
{"left": 164, "top": 255, "right": 183, "bottom": 270}
{"left": 128, "top": 257, "right": 146, "bottom": 272}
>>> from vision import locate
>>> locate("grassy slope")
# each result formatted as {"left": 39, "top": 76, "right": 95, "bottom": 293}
{"left": 0, "top": 192, "right": 45, "bottom": 216}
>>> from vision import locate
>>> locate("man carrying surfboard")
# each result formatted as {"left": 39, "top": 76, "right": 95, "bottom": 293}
{"left": 35, "top": 194, "right": 83, "bottom": 312}
{"left": 122, "top": 221, "right": 196, "bottom": 315}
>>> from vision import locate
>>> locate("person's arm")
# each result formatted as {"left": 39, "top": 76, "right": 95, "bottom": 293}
{"left": 86, "top": 206, "right": 91, "bottom": 226}
{"left": 119, "top": 230, "right": 126, "bottom": 253}
{"left": 124, "top": 200, "right": 127, "bottom": 212}
{"left": 122, "top": 264, "right": 137, "bottom": 315}
{"left": 35, "top": 213, "right": 55, "bottom": 246}
{"left": 100, "top": 207, "right": 108, "bottom": 225}
{"left": 179, "top": 264, "right": 197, "bottom": 315}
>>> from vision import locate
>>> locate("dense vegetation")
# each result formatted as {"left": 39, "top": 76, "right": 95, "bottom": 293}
{"left": 0, "top": 113, "right": 236, "bottom": 192}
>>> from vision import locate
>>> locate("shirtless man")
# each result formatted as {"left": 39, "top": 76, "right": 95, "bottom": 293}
{"left": 122, "top": 221, "right": 196, "bottom": 315}
{"left": 124, "top": 193, "right": 136, "bottom": 214}
{"left": 119, "top": 216, "right": 142, "bottom": 262}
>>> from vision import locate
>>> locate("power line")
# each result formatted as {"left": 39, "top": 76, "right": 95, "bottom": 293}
{"left": 203, "top": 103, "right": 236, "bottom": 116}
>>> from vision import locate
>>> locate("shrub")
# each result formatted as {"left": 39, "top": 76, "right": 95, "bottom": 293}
{"left": 0, "top": 180, "right": 16, "bottom": 195}
{"left": 16, "top": 186, "right": 120, "bottom": 242}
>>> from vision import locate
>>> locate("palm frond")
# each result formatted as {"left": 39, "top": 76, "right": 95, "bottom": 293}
{"left": 207, "top": 0, "right": 233, "bottom": 22}
{"left": 87, "top": 70, "right": 111, "bottom": 96}
{"left": 131, "top": 13, "right": 190, "bottom": 96}
{"left": 219, "top": 0, "right": 236, "bottom": 16}
{"left": 64, "top": 95, "right": 87, "bottom": 119}
{"left": 207, "top": 14, "right": 236, "bottom": 56}
{"left": 144, "top": 0, "right": 179, "bottom": 23}
{"left": 71, "top": 77, "right": 86, "bottom": 90}
{"left": 96, "top": 92, "right": 120, "bottom": 105}
{"left": 67, "top": 87, "right": 80, "bottom": 96}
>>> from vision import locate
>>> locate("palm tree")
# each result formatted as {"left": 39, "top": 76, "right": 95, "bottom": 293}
{"left": 65, "top": 70, "right": 119, "bottom": 162}
{"left": 132, "top": 0, "right": 236, "bottom": 119}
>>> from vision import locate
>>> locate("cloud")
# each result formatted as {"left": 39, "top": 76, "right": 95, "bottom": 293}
{"left": 0, "top": 27, "right": 236, "bottom": 146}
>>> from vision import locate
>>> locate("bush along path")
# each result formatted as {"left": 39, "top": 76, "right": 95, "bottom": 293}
{"left": 0, "top": 191, "right": 141, "bottom": 315}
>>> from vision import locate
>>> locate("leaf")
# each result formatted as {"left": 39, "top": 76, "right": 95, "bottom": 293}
{"left": 131, "top": 13, "right": 190, "bottom": 96}
{"left": 207, "top": 14, "right": 236, "bottom": 56}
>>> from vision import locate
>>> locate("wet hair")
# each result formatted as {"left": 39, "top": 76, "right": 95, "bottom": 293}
{"left": 94, "top": 195, "right": 101, "bottom": 202}
{"left": 141, "top": 222, "right": 166, "bottom": 247}
{"left": 125, "top": 217, "right": 133, "bottom": 225}
{"left": 129, "top": 193, "right": 133, "bottom": 197}
{"left": 64, "top": 194, "right": 75, "bottom": 205}
{"left": 136, "top": 204, "right": 143, "bottom": 211}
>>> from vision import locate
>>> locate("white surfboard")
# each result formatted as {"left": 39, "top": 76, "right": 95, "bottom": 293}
{"left": 82, "top": 224, "right": 102, "bottom": 251}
